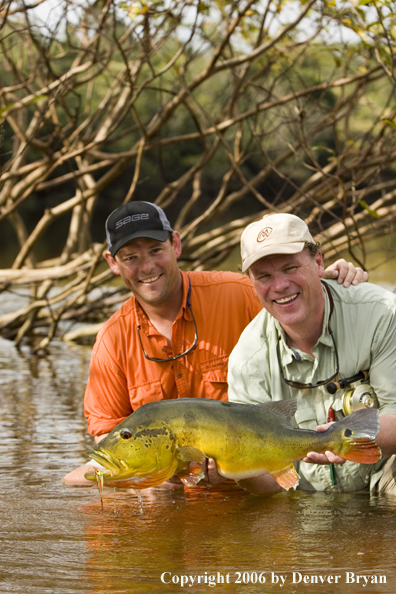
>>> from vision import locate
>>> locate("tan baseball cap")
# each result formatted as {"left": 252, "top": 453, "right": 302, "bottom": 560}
{"left": 241, "top": 213, "right": 315, "bottom": 272}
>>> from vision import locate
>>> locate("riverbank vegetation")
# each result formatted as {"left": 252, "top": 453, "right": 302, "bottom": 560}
{"left": 1, "top": 0, "right": 396, "bottom": 348}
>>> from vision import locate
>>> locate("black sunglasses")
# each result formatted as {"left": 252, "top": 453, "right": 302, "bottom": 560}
{"left": 137, "top": 276, "right": 198, "bottom": 363}
{"left": 277, "top": 283, "right": 339, "bottom": 390}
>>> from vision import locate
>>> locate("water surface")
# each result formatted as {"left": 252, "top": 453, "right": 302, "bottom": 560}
{"left": 0, "top": 337, "right": 395, "bottom": 594}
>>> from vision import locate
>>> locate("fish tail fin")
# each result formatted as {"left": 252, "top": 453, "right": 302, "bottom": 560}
{"left": 329, "top": 408, "right": 382, "bottom": 464}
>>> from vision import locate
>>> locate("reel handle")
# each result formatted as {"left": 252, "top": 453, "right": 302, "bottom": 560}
{"left": 326, "top": 370, "right": 369, "bottom": 395}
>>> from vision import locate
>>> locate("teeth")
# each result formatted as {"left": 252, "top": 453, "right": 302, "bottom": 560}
{"left": 140, "top": 275, "right": 160, "bottom": 284}
{"left": 275, "top": 293, "right": 298, "bottom": 304}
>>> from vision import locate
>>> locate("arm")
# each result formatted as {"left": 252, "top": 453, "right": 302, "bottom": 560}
{"left": 375, "top": 414, "right": 396, "bottom": 455}
{"left": 322, "top": 259, "right": 368, "bottom": 287}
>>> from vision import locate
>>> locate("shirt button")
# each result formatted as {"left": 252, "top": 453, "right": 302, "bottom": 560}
{"left": 177, "top": 373, "right": 183, "bottom": 378}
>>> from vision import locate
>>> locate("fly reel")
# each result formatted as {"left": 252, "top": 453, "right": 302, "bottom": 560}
{"left": 341, "top": 383, "right": 379, "bottom": 416}
{"left": 326, "top": 370, "right": 379, "bottom": 415}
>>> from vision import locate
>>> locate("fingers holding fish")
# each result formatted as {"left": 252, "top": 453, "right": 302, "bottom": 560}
{"left": 315, "top": 421, "right": 334, "bottom": 432}
{"left": 200, "top": 458, "right": 227, "bottom": 486}
{"left": 302, "top": 451, "right": 346, "bottom": 465}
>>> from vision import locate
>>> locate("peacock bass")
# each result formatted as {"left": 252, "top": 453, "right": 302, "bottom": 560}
{"left": 84, "top": 398, "right": 381, "bottom": 491}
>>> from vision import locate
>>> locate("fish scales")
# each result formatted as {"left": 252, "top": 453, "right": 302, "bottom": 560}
{"left": 131, "top": 400, "right": 288, "bottom": 474}
{"left": 85, "top": 398, "right": 381, "bottom": 491}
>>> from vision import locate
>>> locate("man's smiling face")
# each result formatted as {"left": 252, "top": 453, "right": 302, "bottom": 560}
{"left": 248, "top": 249, "right": 325, "bottom": 333}
{"left": 104, "top": 233, "right": 182, "bottom": 308}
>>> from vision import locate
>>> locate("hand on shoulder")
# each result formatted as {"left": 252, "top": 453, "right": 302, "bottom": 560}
{"left": 322, "top": 259, "right": 368, "bottom": 288}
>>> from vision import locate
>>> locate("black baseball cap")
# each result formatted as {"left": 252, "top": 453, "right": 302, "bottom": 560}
{"left": 106, "top": 201, "right": 173, "bottom": 257}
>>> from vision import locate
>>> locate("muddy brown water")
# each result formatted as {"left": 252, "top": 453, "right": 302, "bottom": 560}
{"left": 0, "top": 337, "right": 395, "bottom": 594}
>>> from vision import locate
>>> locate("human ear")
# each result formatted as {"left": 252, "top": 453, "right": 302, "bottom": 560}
{"left": 172, "top": 231, "right": 183, "bottom": 259}
{"left": 104, "top": 250, "right": 121, "bottom": 276}
{"left": 316, "top": 251, "right": 325, "bottom": 277}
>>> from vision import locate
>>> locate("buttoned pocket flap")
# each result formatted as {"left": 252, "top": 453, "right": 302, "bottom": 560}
{"left": 129, "top": 379, "right": 164, "bottom": 409}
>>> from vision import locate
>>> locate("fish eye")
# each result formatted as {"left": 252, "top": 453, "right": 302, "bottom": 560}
{"left": 120, "top": 428, "right": 132, "bottom": 440}
{"left": 344, "top": 428, "right": 353, "bottom": 437}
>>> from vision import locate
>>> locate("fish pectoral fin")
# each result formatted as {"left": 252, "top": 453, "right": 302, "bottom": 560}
{"left": 177, "top": 463, "right": 206, "bottom": 487}
{"left": 176, "top": 446, "right": 206, "bottom": 464}
{"left": 271, "top": 465, "right": 300, "bottom": 491}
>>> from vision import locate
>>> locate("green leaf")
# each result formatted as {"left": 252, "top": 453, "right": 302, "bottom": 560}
{"left": 382, "top": 118, "right": 396, "bottom": 130}
{"left": 0, "top": 103, "right": 14, "bottom": 117}
{"left": 29, "top": 94, "right": 47, "bottom": 104}
{"left": 359, "top": 200, "right": 380, "bottom": 219}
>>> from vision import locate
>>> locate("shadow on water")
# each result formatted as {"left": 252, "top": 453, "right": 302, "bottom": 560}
{"left": 0, "top": 336, "right": 396, "bottom": 594}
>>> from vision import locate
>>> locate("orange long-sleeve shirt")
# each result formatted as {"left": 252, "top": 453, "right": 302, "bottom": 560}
{"left": 84, "top": 270, "right": 262, "bottom": 435}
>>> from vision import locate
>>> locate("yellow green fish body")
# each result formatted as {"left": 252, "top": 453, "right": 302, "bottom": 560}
{"left": 85, "top": 398, "right": 381, "bottom": 490}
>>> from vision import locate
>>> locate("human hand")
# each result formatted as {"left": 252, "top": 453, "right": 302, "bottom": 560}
{"left": 302, "top": 451, "right": 346, "bottom": 465}
{"left": 302, "top": 421, "right": 345, "bottom": 465}
{"left": 200, "top": 458, "right": 226, "bottom": 486}
{"left": 322, "top": 259, "right": 368, "bottom": 287}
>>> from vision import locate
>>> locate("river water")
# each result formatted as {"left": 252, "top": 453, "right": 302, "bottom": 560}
{"left": 1, "top": 337, "right": 396, "bottom": 594}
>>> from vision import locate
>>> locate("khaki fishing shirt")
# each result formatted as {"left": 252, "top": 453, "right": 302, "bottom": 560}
{"left": 228, "top": 280, "right": 396, "bottom": 492}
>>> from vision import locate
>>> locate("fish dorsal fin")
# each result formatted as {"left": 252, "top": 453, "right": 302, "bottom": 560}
{"left": 258, "top": 399, "right": 298, "bottom": 423}
{"left": 176, "top": 446, "right": 206, "bottom": 464}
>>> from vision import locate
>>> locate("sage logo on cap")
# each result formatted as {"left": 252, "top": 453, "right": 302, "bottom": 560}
{"left": 115, "top": 213, "right": 149, "bottom": 229}
{"left": 106, "top": 201, "right": 173, "bottom": 257}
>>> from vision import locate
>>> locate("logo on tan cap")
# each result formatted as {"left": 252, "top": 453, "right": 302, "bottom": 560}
{"left": 257, "top": 227, "right": 273, "bottom": 243}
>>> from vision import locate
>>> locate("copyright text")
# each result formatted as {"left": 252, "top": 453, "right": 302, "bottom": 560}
{"left": 160, "top": 571, "right": 387, "bottom": 588}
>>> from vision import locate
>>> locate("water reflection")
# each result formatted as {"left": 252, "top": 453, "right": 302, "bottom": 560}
{"left": 80, "top": 488, "right": 396, "bottom": 594}
{"left": 0, "top": 337, "right": 395, "bottom": 594}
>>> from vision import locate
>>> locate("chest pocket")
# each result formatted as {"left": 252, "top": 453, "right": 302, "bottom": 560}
{"left": 201, "top": 355, "right": 228, "bottom": 401}
{"left": 294, "top": 406, "right": 319, "bottom": 430}
{"left": 128, "top": 379, "right": 164, "bottom": 409}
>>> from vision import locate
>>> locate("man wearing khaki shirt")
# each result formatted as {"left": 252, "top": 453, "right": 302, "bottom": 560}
{"left": 228, "top": 213, "right": 396, "bottom": 495}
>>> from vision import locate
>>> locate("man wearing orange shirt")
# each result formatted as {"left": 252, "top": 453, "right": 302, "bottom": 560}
{"left": 63, "top": 201, "right": 367, "bottom": 485}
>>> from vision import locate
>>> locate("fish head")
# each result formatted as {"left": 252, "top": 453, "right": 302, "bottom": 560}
{"left": 85, "top": 420, "right": 179, "bottom": 488}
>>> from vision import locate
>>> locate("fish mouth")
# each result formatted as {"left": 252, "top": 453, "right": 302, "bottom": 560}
{"left": 85, "top": 448, "right": 142, "bottom": 482}
{"left": 85, "top": 448, "right": 123, "bottom": 474}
